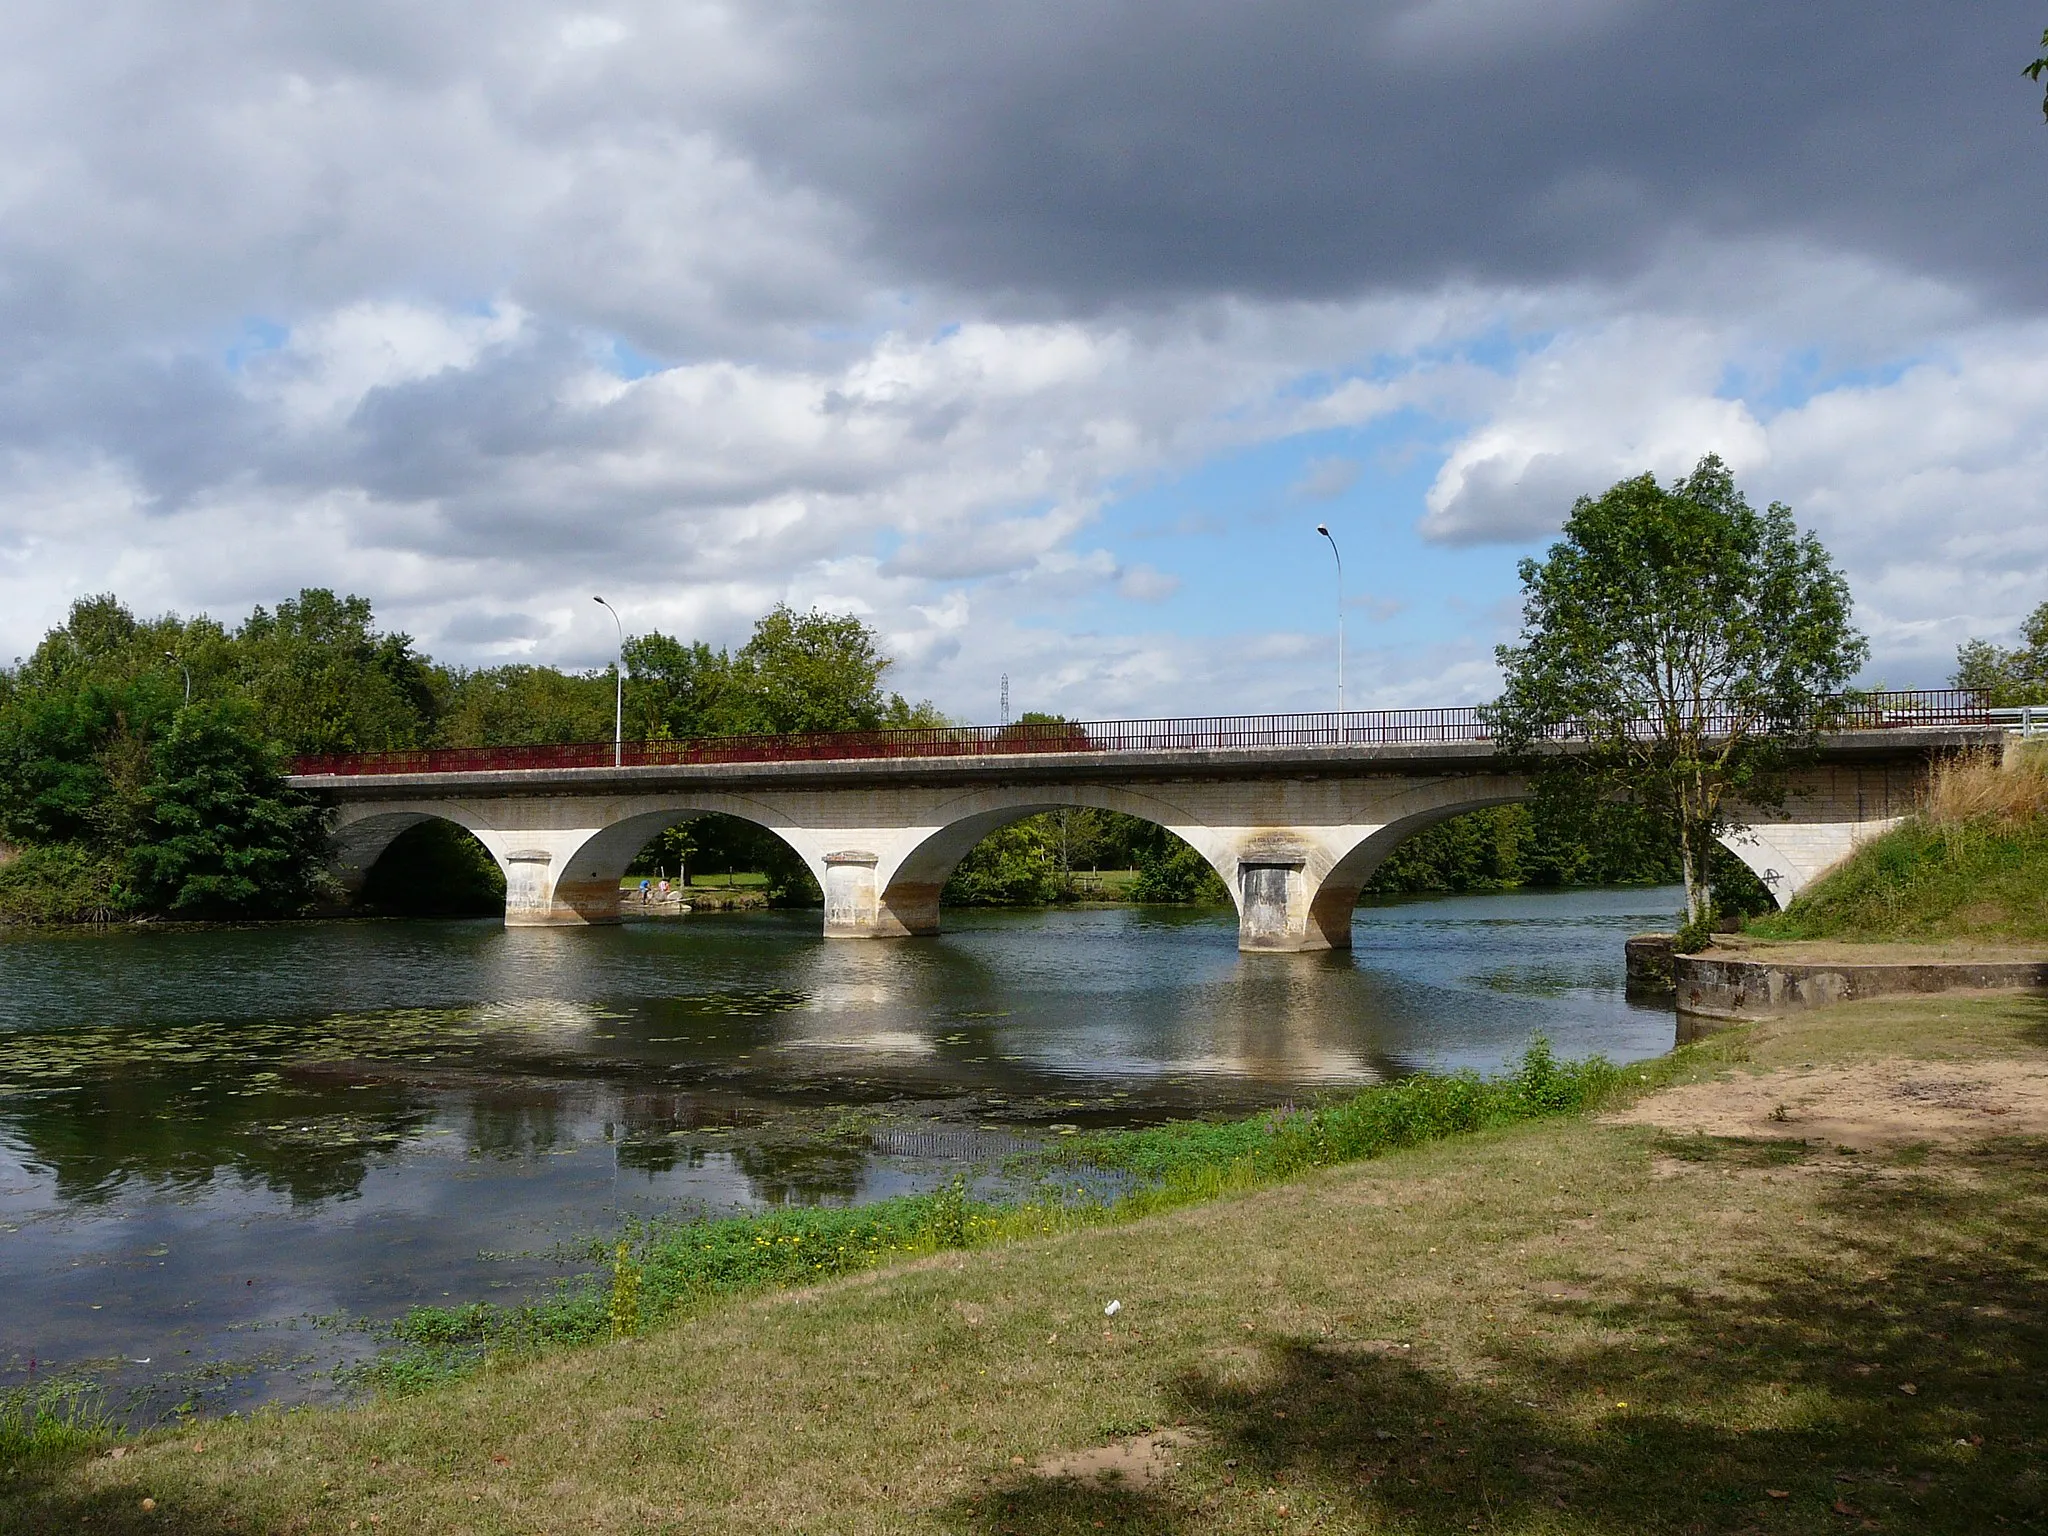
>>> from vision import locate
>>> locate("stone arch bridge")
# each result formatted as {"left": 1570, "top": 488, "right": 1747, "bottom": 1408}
{"left": 289, "top": 703, "right": 1996, "bottom": 953}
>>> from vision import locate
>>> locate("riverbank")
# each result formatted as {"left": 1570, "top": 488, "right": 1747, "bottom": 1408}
{"left": 9, "top": 989, "right": 2043, "bottom": 1533}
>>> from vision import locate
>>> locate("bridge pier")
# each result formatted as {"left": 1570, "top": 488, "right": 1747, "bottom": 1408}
{"left": 480, "top": 832, "right": 624, "bottom": 926}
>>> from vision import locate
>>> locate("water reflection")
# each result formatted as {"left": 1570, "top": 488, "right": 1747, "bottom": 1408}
{"left": 0, "top": 887, "right": 1681, "bottom": 1415}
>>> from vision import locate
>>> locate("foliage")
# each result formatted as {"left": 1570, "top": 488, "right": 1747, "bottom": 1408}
{"left": 0, "top": 602, "right": 329, "bottom": 922}
{"left": 621, "top": 632, "right": 732, "bottom": 739}
{"left": 944, "top": 816, "right": 1067, "bottom": 905}
{"left": 123, "top": 701, "right": 329, "bottom": 917}
{"left": 1953, "top": 597, "right": 2048, "bottom": 706}
{"left": 1492, "top": 453, "right": 1867, "bottom": 924}
{"left": 1127, "top": 836, "right": 1228, "bottom": 903}
{"left": 2029, "top": 27, "right": 2048, "bottom": 122}
{"left": 236, "top": 589, "right": 441, "bottom": 755}
{"left": 0, "top": 1381, "right": 116, "bottom": 1462}
{"left": 628, "top": 813, "right": 822, "bottom": 905}
{"left": 0, "top": 842, "right": 129, "bottom": 924}
{"left": 437, "top": 665, "right": 613, "bottom": 746}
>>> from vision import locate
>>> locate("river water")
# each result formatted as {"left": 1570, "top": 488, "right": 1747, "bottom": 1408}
{"left": 0, "top": 886, "right": 1681, "bottom": 1420}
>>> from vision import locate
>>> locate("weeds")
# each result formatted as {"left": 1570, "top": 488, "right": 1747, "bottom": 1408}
{"left": 1926, "top": 745, "right": 2048, "bottom": 827}
{"left": 0, "top": 1381, "right": 116, "bottom": 1462}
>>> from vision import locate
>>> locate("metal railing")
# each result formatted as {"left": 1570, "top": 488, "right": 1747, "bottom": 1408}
{"left": 285, "top": 688, "right": 2003, "bottom": 778}
{"left": 1990, "top": 706, "right": 2048, "bottom": 739}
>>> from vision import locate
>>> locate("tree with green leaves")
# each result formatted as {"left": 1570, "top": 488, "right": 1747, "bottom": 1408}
{"left": 438, "top": 664, "right": 614, "bottom": 746}
{"left": 236, "top": 589, "right": 441, "bottom": 754}
{"left": 125, "top": 701, "right": 329, "bottom": 916}
{"left": 1954, "top": 598, "right": 2048, "bottom": 705}
{"left": 622, "top": 632, "right": 733, "bottom": 739}
{"left": 725, "top": 605, "right": 895, "bottom": 734}
{"left": 2028, "top": 28, "right": 2048, "bottom": 122}
{"left": 1492, "top": 454, "right": 1867, "bottom": 929}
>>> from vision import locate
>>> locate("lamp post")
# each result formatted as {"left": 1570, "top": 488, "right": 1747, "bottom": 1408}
{"left": 593, "top": 596, "right": 624, "bottom": 767}
{"left": 1316, "top": 524, "right": 1343, "bottom": 715}
{"left": 163, "top": 651, "right": 191, "bottom": 705}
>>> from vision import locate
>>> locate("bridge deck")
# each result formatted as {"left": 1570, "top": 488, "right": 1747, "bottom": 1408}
{"left": 289, "top": 723, "right": 2001, "bottom": 799}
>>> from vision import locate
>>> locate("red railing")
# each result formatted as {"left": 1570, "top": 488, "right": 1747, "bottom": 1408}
{"left": 286, "top": 689, "right": 2000, "bottom": 778}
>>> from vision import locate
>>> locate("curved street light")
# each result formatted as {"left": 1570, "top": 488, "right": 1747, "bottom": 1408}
{"left": 1316, "top": 524, "right": 1343, "bottom": 715}
{"left": 163, "top": 651, "right": 191, "bottom": 705}
{"left": 593, "top": 596, "right": 624, "bottom": 768}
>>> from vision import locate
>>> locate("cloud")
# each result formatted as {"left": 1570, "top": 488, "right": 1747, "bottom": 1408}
{"left": 1291, "top": 455, "right": 1362, "bottom": 502}
{"left": 0, "top": 1, "right": 2043, "bottom": 714}
{"left": 1116, "top": 563, "right": 1182, "bottom": 602}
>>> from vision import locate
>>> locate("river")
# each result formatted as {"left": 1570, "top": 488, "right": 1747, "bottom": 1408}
{"left": 0, "top": 885, "right": 1681, "bottom": 1421}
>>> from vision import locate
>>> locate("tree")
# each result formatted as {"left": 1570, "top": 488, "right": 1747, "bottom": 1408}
{"left": 236, "top": 589, "right": 441, "bottom": 755}
{"left": 621, "top": 632, "right": 733, "bottom": 739}
{"left": 2029, "top": 28, "right": 2048, "bottom": 122}
{"left": 1492, "top": 454, "right": 1867, "bottom": 928}
{"left": 125, "top": 701, "right": 329, "bottom": 916}
{"left": 438, "top": 665, "right": 614, "bottom": 746}
{"left": 1954, "top": 598, "right": 2048, "bottom": 705}
{"left": 724, "top": 606, "right": 895, "bottom": 735}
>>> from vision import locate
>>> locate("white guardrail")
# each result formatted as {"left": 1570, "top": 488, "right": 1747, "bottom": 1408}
{"left": 1990, "top": 706, "right": 2048, "bottom": 738}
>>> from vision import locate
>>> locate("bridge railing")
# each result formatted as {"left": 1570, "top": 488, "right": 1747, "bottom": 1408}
{"left": 285, "top": 689, "right": 1999, "bottom": 778}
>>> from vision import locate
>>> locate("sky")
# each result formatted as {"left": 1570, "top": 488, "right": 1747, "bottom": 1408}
{"left": 2, "top": 1, "right": 2045, "bottom": 721}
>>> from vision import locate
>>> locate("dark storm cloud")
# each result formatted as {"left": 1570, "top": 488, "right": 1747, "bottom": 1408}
{"left": 741, "top": 0, "right": 2047, "bottom": 311}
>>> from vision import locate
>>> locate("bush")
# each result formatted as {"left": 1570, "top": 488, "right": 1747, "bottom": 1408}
{"left": 1128, "top": 839, "right": 1228, "bottom": 903}
{"left": 0, "top": 841, "right": 131, "bottom": 923}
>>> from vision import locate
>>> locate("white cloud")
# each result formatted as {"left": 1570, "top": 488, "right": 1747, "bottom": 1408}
{"left": 0, "top": 2, "right": 2042, "bottom": 714}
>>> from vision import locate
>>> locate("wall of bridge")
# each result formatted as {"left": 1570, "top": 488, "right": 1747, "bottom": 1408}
{"left": 323, "top": 756, "right": 1924, "bottom": 951}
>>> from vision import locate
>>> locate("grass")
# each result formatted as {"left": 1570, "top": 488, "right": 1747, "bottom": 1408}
{"left": 0, "top": 1382, "right": 117, "bottom": 1464}
{"left": 365, "top": 1042, "right": 1621, "bottom": 1389}
{"left": 6, "top": 996, "right": 2045, "bottom": 1534}
{"left": 1746, "top": 747, "right": 2048, "bottom": 945}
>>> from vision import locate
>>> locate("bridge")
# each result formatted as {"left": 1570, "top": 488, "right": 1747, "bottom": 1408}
{"left": 288, "top": 693, "right": 2003, "bottom": 952}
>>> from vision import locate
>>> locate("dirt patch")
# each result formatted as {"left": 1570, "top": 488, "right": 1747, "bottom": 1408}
{"left": 1701, "top": 937, "right": 2048, "bottom": 965}
{"left": 1609, "top": 1058, "right": 2048, "bottom": 1151}
{"left": 1031, "top": 1428, "right": 1204, "bottom": 1489}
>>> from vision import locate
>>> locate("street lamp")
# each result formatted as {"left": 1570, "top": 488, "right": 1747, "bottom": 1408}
{"left": 1316, "top": 524, "right": 1343, "bottom": 715}
{"left": 163, "top": 651, "right": 191, "bottom": 705}
{"left": 593, "top": 596, "right": 624, "bottom": 768}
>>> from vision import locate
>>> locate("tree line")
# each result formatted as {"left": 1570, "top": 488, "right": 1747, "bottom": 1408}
{"left": 0, "top": 592, "right": 939, "bottom": 921}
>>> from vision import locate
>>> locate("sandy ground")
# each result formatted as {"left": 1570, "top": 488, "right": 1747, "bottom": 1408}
{"left": 1032, "top": 1428, "right": 1205, "bottom": 1489}
{"left": 1607, "top": 1057, "right": 2048, "bottom": 1150}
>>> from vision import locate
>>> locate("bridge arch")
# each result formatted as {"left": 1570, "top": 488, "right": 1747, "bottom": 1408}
{"left": 543, "top": 803, "right": 819, "bottom": 923}
{"left": 329, "top": 806, "right": 504, "bottom": 907}
{"left": 867, "top": 784, "right": 1240, "bottom": 937}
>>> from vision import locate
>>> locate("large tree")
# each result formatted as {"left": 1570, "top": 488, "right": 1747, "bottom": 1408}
{"left": 1492, "top": 454, "right": 1867, "bottom": 927}
{"left": 236, "top": 589, "right": 442, "bottom": 755}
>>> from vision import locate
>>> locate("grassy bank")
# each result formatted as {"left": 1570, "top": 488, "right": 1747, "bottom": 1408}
{"left": 1746, "top": 747, "right": 2048, "bottom": 945}
{"left": 368, "top": 1042, "right": 1620, "bottom": 1389}
{"left": 9, "top": 995, "right": 2044, "bottom": 1533}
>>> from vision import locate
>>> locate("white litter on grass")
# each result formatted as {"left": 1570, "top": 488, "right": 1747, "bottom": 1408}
{"left": 1103, "top": 1300, "right": 1122, "bottom": 1316}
